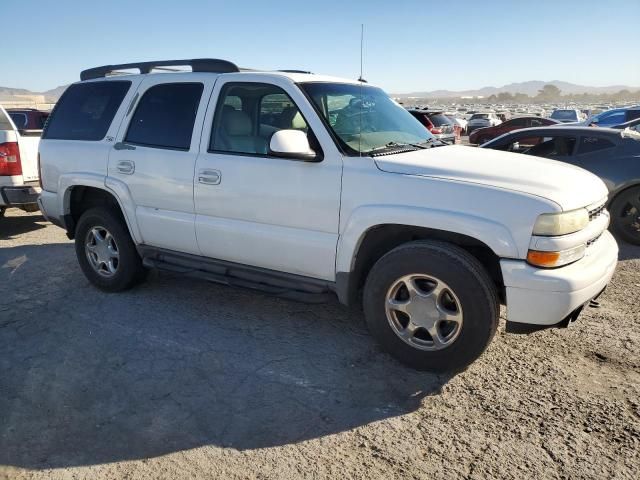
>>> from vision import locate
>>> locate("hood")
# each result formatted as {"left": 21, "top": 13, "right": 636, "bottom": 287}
{"left": 373, "top": 145, "right": 607, "bottom": 211}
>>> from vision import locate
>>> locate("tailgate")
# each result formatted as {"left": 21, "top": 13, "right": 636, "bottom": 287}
{"left": 17, "top": 134, "right": 41, "bottom": 182}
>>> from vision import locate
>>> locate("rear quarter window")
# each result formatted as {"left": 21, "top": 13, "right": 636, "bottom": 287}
{"left": 43, "top": 81, "right": 131, "bottom": 141}
{"left": 577, "top": 136, "right": 616, "bottom": 154}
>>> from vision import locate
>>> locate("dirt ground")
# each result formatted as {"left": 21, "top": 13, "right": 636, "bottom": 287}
{"left": 1, "top": 209, "right": 639, "bottom": 480}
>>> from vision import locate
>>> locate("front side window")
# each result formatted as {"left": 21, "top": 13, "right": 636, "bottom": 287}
{"left": 210, "top": 82, "right": 309, "bottom": 156}
{"left": 43, "top": 81, "right": 131, "bottom": 141}
{"left": 301, "top": 82, "right": 433, "bottom": 155}
{"left": 525, "top": 136, "right": 577, "bottom": 157}
{"left": 125, "top": 83, "right": 203, "bottom": 151}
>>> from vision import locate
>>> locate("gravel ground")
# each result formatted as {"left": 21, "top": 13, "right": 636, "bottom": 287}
{"left": 1, "top": 209, "right": 639, "bottom": 480}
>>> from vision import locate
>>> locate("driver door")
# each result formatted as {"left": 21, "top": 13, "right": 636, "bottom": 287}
{"left": 193, "top": 76, "right": 342, "bottom": 281}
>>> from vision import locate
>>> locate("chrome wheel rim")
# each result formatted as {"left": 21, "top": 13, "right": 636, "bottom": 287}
{"left": 85, "top": 226, "right": 119, "bottom": 277}
{"left": 385, "top": 274, "right": 463, "bottom": 351}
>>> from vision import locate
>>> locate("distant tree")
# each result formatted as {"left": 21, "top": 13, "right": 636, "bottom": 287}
{"left": 536, "top": 84, "right": 562, "bottom": 102}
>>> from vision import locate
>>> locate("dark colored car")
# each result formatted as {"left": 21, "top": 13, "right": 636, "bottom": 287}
{"left": 469, "top": 116, "right": 559, "bottom": 145}
{"left": 590, "top": 107, "right": 640, "bottom": 127}
{"left": 408, "top": 109, "right": 458, "bottom": 144}
{"left": 481, "top": 126, "right": 640, "bottom": 245}
{"left": 611, "top": 117, "right": 640, "bottom": 132}
{"left": 7, "top": 108, "right": 50, "bottom": 131}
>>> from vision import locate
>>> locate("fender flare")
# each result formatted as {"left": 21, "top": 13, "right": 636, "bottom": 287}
{"left": 57, "top": 173, "right": 143, "bottom": 244}
{"left": 335, "top": 205, "right": 519, "bottom": 275}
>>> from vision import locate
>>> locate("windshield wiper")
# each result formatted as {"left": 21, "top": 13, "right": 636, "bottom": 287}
{"left": 367, "top": 141, "right": 428, "bottom": 156}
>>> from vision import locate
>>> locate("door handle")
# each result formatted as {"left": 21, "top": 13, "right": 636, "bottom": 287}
{"left": 116, "top": 160, "right": 135, "bottom": 175}
{"left": 198, "top": 169, "right": 221, "bottom": 185}
{"left": 114, "top": 142, "right": 136, "bottom": 151}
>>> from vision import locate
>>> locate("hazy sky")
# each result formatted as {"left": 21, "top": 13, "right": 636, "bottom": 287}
{"left": 3, "top": 0, "right": 639, "bottom": 93}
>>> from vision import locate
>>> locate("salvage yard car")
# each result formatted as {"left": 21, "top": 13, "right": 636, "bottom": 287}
{"left": 481, "top": 126, "right": 640, "bottom": 245}
{"left": 38, "top": 59, "right": 619, "bottom": 371}
{"left": 0, "top": 105, "right": 42, "bottom": 217}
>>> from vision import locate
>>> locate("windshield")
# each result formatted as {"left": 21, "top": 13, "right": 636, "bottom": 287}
{"left": 551, "top": 110, "right": 577, "bottom": 120}
{"left": 470, "top": 114, "right": 489, "bottom": 120}
{"left": 301, "top": 82, "right": 433, "bottom": 155}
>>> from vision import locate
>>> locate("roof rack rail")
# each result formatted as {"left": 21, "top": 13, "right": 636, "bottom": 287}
{"left": 80, "top": 58, "right": 240, "bottom": 81}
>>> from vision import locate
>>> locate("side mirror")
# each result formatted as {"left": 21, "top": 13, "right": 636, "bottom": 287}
{"left": 269, "top": 129, "right": 318, "bottom": 162}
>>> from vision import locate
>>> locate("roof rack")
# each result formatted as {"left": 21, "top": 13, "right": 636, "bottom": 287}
{"left": 80, "top": 58, "right": 240, "bottom": 81}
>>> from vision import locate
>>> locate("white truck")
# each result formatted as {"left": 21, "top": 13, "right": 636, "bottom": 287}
{"left": 0, "top": 105, "right": 42, "bottom": 216}
{"left": 38, "top": 59, "right": 619, "bottom": 371}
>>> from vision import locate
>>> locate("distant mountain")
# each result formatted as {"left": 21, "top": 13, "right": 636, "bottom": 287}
{"left": 0, "top": 85, "right": 68, "bottom": 104}
{"left": 393, "top": 80, "right": 640, "bottom": 99}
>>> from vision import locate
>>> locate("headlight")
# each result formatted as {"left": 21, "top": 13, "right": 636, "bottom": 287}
{"left": 527, "top": 244, "right": 586, "bottom": 268}
{"left": 532, "top": 208, "right": 589, "bottom": 236}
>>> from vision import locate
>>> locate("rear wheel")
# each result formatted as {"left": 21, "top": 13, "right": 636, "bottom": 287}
{"left": 74, "top": 207, "right": 147, "bottom": 291}
{"left": 610, "top": 187, "right": 640, "bottom": 245}
{"left": 363, "top": 240, "right": 499, "bottom": 372}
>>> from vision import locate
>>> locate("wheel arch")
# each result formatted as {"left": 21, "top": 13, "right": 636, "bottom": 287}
{"left": 61, "top": 181, "right": 141, "bottom": 243}
{"left": 336, "top": 220, "right": 511, "bottom": 307}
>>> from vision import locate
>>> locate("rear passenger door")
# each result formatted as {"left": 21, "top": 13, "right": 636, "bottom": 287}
{"left": 193, "top": 76, "right": 343, "bottom": 281}
{"left": 108, "top": 76, "right": 211, "bottom": 255}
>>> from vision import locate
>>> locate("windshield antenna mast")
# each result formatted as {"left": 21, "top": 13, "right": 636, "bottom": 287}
{"left": 358, "top": 24, "right": 366, "bottom": 83}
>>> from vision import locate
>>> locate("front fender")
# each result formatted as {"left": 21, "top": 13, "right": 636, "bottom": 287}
{"left": 335, "top": 205, "right": 519, "bottom": 275}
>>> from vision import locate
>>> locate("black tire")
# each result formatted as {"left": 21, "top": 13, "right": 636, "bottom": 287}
{"left": 363, "top": 240, "right": 499, "bottom": 372}
{"left": 74, "top": 207, "right": 147, "bottom": 291}
{"left": 610, "top": 187, "right": 640, "bottom": 245}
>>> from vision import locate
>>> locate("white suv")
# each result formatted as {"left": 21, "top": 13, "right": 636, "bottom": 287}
{"left": 38, "top": 59, "right": 618, "bottom": 371}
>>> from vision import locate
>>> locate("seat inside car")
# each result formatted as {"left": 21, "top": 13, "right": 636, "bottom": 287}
{"left": 217, "top": 108, "right": 267, "bottom": 154}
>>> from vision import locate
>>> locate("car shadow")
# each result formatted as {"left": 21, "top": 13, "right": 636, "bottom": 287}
{"left": 617, "top": 241, "right": 640, "bottom": 261}
{"left": 0, "top": 211, "right": 48, "bottom": 240}
{"left": 0, "top": 243, "right": 452, "bottom": 470}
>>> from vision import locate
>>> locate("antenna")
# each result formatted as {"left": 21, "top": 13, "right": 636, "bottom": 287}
{"left": 358, "top": 24, "right": 366, "bottom": 83}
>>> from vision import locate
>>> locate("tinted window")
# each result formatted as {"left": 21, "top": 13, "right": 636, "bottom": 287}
{"left": 43, "top": 81, "right": 130, "bottom": 140}
{"left": 530, "top": 118, "right": 546, "bottom": 127}
{"left": 125, "top": 83, "right": 203, "bottom": 150}
{"left": 9, "top": 113, "right": 27, "bottom": 129}
{"left": 470, "top": 114, "right": 489, "bottom": 120}
{"left": 525, "top": 136, "right": 577, "bottom": 157}
{"left": 598, "top": 111, "right": 626, "bottom": 125}
{"left": 507, "top": 117, "right": 528, "bottom": 127}
{"left": 550, "top": 110, "right": 577, "bottom": 120}
{"left": 428, "top": 114, "right": 453, "bottom": 127}
{"left": 578, "top": 136, "right": 615, "bottom": 154}
{"left": 210, "top": 83, "right": 308, "bottom": 156}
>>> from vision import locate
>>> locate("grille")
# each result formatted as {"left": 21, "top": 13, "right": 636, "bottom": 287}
{"left": 588, "top": 202, "right": 606, "bottom": 221}
{"left": 587, "top": 233, "right": 602, "bottom": 248}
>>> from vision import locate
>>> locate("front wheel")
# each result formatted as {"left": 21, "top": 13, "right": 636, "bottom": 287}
{"left": 363, "top": 240, "right": 499, "bottom": 372}
{"left": 74, "top": 207, "right": 147, "bottom": 291}
{"left": 609, "top": 187, "right": 640, "bottom": 245}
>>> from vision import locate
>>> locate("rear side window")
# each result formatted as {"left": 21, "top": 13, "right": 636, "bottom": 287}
{"left": 125, "top": 83, "right": 203, "bottom": 151}
{"left": 428, "top": 114, "right": 452, "bottom": 127}
{"left": 577, "top": 136, "right": 615, "bottom": 154}
{"left": 43, "top": 81, "right": 131, "bottom": 140}
{"left": 9, "top": 113, "right": 27, "bottom": 129}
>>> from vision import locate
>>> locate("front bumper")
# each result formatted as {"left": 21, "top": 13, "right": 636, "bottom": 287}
{"left": 501, "top": 230, "right": 618, "bottom": 326}
{"left": 0, "top": 184, "right": 41, "bottom": 206}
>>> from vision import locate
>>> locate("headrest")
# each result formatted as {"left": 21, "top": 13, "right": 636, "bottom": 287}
{"left": 222, "top": 109, "right": 252, "bottom": 136}
{"left": 291, "top": 112, "right": 306, "bottom": 130}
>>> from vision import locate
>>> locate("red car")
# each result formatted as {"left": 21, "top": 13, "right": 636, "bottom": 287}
{"left": 469, "top": 116, "right": 558, "bottom": 145}
{"left": 7, "top": 108, "right": 50, "bottom": 131}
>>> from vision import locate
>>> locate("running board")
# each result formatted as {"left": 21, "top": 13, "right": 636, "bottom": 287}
{"left": 139, "top": 246, "right": 335, "bottom": 303}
